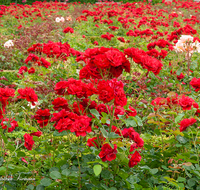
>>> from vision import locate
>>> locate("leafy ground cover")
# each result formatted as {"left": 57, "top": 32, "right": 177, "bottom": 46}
{"left": 0, "top": 0, "right": 200, "bottom": 189}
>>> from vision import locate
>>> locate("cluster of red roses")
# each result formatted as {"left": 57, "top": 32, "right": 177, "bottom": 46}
{"left": 78, "top": 47, "right": 130, "bottom": 79}
{"left": 0, "top": 86, "right": 42, "bottom": 150}
{"left": 124, "top": 47, "right": 163, "bottom": 75}
{"left": 151, "top": 94, "right": 199, "bottom": 132}
{"left": 48, "top": 69, "right": 143, "bottom": 167}
{"left": 27, "top": 41, "right": 71, "bottom": 60}
{"left": 17, "top": 41, "right": 73, "bottom": 77}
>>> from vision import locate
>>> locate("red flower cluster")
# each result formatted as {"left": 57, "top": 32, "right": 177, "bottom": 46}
{"left": 101, "top": 32, "right": 114, "bottom": 41}
{"left": 1, "top": 118, "right": 18, "bottom": 132}
{"left": 122, "top": 127, "right": 144, "bottom": 151}
{"left": 63, "top": 27, "right": 74, "bottom": 33}
{"left": 34, "top": 109, "right": 50, "bottom": 128}
{"left": 28, "top": 41, "right": 71, "bottom": 60}
{"left": 55, "top": 78, "right": 97, "bottom": 98}
{"left": 99, "top": 143, "right": 117, "bottom": 162}
{"left": 25, "top": 54, "right": 51, "bottom": 68}
{"left": 190, "top": 78, "right": 200, "bottom": 92}
{"left": 51, "top": 109, "right": 92, "bottom": 136}
{"left": 24, "top": 133, "right": 35, "bottom": 150}
{"left": 0, "top": 87, "right": 15, "bottom": 119}
{"left": 17, "top": 87, "right": 38, "bottom": 106}
{"left": 129, "top": 151, "right": 142, "bottom": 168}
{"left": 179, "top": 118, "right": 197, "bottom": 132}
{"left": 97, "top": 79, "right": 127, "bottom": 107}
{"left": 79, "top": 47, "right": 130, "bottom": 79}
{"left": 124, "top": 47, "right": 163, "bottom": 75}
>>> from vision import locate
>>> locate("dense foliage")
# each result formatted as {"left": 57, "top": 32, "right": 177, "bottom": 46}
{"left": 0, "top": 0, "right": 200, "bottom": 189}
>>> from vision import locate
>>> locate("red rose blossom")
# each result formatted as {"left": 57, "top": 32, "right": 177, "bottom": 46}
{"left": 128, "top": 151, "right": 142, "bottom": 168}
{"left": 179, "top": 118, "right": 197, "bottom": 132}
{"left": 24, "top": 133, "right": 35, "bottom": 150}
{"left": 17, "top": 87, "right": 38, "bottom": 106}
{"left": 99, "top": 143, "right": 117, "bottom": 162}
{"left": 190, "top": 78, "right": 200, "bottom": 92}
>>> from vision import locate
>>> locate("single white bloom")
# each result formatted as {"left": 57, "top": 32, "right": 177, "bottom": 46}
{"left": 60, "top": 17, "right": 65, "bottom": 22}
{"left": 27, "top": 102, "right": 40, "bottom": 109}
{"left": 4, "top": 40, "right": 14, "bottom": 48}
{"left": 55, "top": 17, "right": 61, "bottom": 23}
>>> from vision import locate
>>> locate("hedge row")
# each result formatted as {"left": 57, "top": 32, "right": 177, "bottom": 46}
{"left": 0, "top": 0, "right": 149, "bottom": 5}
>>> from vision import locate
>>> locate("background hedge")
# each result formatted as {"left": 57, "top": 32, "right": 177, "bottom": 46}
{"left": 0, "top": 0, "right": 149, "bottom": 5}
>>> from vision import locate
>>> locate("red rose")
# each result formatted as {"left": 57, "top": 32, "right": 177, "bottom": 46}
{"left": 179, "top": 95, "right": 194, "bottom": 110}
{"left": 40, "top": 57, "right": 51, "bottom": 68}
{"left": 17, "top": 87, "right": 38, "bottom": 106}
{"left": 25, "top": 54, "right": 39, "bottom": 64}
{"left": 55, "top": 118, "right": 73, "bottom": 133}
{"left": 177, "top": 73, "right": 185, "bottom": 80}
{"left": 63, "top": 27, "right": 74, "bottom": 33}
{"left": 52, "top": 97, "right": 69, "bottom": 111}
{"left": 34, "top": 109, "right": 50, "bottom": 128}
{"left": 98, "top": 80, "right": 114, "bottom": 103}
{"left": 1, "top": 118, "right": 18, "bottom": 132}
{"left": 114, "top": 88, "right": 127, "bottom": 107}
{"left": 128, "top": 151, "right": 141, "bottom": 168}
{"left": 126, "top": 106, "right": 137, "bottom": 117}
{"left": 99, "top": 143, "right": 117, "bottom": 162}
{"left": 87, "top": 137, "right": 98, "bottom": 148}
{"left": 70, "top": 115, "right": 92, "bottom": 137}
{"left": 179, "top": 118, "right": 197, "bottom": 132}
{"left": 142, "top": 55, "right": 163, "bottom": 75}
{"left": 190, "top": 77, "right": 200, "bottom": 92}
{"left": 30, "top": 131, "right": 42, "bottom": 137}
{"left": 18, "top": 66, "right": 28, "bottom": 75}
{"left": 105, "top": 49, "right": 123, "bottom": 67}
{"left": 28, "top": 67, "right": 35, "bottom": 74}
{"left": 55, "top": 81, "right": 68, "bottom": 95}
{"left": 24, "top": 133, "right": 35, "bottom": 150}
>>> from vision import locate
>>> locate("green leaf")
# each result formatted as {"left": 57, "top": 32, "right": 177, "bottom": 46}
{"left": 0, "top": 167, "right": 6, "bottom": 175}
{"left": 29, "top": 127, "right": 38, "bottom": 132}
{"left": 1, "top": 134, "right": 8, "bottom": 143}
{"left": 36, "top": 185, "right": 45, "bottom": 190}
{"left": 118, "top": 170, "right": 129, "bottom": 180}
{"left": 93, "top": 164, "right": 102, "bottom": 176}
{"left": 176, "top": 68, "right": 182, "bottom": 75}
{"left": 99, "top": 160, "right": 108, "bottom": 168}
{"left": 175, "top": 114, "right": 184, "bottom": 123}
{"left": 26, "top": 184, "right": 34, "bottom": 190}
{"left": 101, "top": 117, "right": 107, "bottom": 124}
{"left": 6, "top": 144, "right": 15, "bottom": 151}
{"left": 150, "top": 168, "right": 158, "bottom": 175}
{"left": 176, "top": 135, "right": 188, "bottom": 144}
{"left": 0, "top": 157, "right": 3, "bottom": 166}
{"left": 108, "top": 132, "right": 120, "bottom": 139}
{"left": 135, "top": 116, "right": 143, "bottom": 126}
{"left": 50, "top": 171, "right": 61, "bottom": 179}
{"left": 40, "top": 178, "right": 51, "bottom": 187}
{"left": 187, "top": 178, "right": 196, "bottom": 187}
{"left": 17, "top": 151, "right": 26, "bottom": 157}
{"left": 125, "top": 117, "right": 137, "bottom": 127}
{"left": 177, "top": 177, "right": 186, "bottom": 182}
{"left": 100, "top": 128, "right": 108, "bottom": 138}
{"left": 90, "top": 109, "right": 100, "bottom": 119}
{"left": 61, "top": 169, "right": 70, "bottom": 176}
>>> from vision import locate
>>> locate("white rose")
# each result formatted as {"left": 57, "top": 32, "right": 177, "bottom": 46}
{"left": 55, "top": 17, "right": 61, "bottom": 23}
{"left": 4, "top": 40, "right": 14, "bottom": 48}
